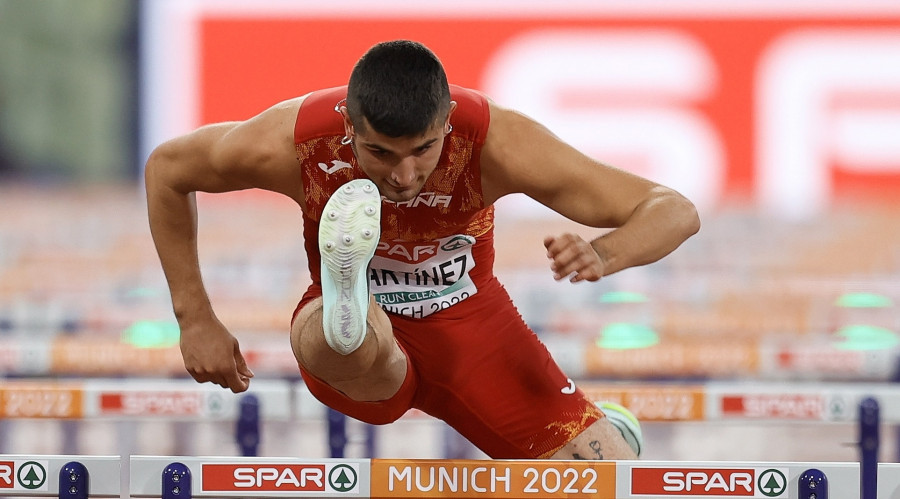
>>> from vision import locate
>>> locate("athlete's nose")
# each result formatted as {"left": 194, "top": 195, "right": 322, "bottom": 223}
{"left": 390, "top": 157, "right": 417, "bottom": 187}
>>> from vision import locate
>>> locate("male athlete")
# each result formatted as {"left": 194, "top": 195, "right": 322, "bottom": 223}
{"left": 146, "top": 40, "right": 700, "bottom": 460}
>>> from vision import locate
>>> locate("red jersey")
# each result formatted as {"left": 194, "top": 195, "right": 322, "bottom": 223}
{"left": 293, "top": 86, "right": 605, "bottom": 459}
{"left": 294, "top": 85, "right": 495, "bottom": 318}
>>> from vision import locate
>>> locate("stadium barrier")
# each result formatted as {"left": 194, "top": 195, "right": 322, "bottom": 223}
{"left": 0, "top": 455, "right": 897, "bottom": 498}
{"left": 2, "top": 379, "right": 900, "bottom": 458}
{"left": 0, "top": 387, "right": 893, "bottom": 497}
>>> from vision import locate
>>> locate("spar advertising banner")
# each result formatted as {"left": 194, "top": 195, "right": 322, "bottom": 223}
{"left": 140, "top": 0, "right": 900, "bottom": 219}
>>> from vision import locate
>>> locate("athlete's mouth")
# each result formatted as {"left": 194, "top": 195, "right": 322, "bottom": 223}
{"left": 383, "top": 183, "right": 421, "bottom": 201}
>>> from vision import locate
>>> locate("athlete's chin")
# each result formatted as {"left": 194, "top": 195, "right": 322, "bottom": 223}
{"left": 381, "top": 186, "right": 422, "bottom": 203}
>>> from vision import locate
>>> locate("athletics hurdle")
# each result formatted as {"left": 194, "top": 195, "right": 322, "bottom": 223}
{"left": 3, "top": 379, "right": 897, "bottom": 460}
{"left": 0, "top": 455, "right": 119, "bottom": 497}
{"left": 127, "top": 455, "right": 900, "bottom": 498}
{"left": 120, "top": 398, "right": 895, "bottom": 498}
{"left": 122, "top": 397, "right": 891, "bottom": 498}
{"left": 0, "top": 379, "right": 290, "bottom": 457}
{"left": 0, "top": 398, "right": 895, "bottom": 497}
{"left": 314, "top": 380, "right": 900, "bottom": 459}
{"left": 860, "top": 397, "right": 879, "bottom": 499}
{"left": 0, "top": 455, "right": 894, "bottom": 498}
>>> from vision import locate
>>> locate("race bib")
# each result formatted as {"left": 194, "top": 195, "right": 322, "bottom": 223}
{"left": 370, "top": 234, "right": 478, "bottom": 318}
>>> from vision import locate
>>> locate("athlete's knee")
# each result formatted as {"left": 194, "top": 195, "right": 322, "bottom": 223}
{"left": 294, "top": 296, "right": 384, "bottom": 338}
{"left": 291, "top": 296, "right": 400, "bottom": 379}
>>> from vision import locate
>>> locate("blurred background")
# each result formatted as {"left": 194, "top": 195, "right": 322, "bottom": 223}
{"left": 1, "top": 0, "right": 900, "bottom": 466}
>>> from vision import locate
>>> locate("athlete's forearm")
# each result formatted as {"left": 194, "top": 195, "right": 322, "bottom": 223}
{"left": 145, "top": 151, "right": 214, "bottom": 322}
{"left": 590, "top": 186, "right": 700, "bottom": 276}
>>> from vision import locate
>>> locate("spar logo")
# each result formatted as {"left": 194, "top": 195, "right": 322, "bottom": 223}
{"left": 17, "top": 461, "right": 47, "bottom": 490}
{"left": 0, "top": 461, "right": 12, "bottom": 489}
{"left": 201, "top": 463, "right": 358, "bottom": 494}
{"left": 440, "top": 235, "right": 475, "bottom": 252}
{"left": 0, "top": 461, "right": 46, "bottom": 491}
{"left": 721, "top": 394, "right": 825, "bottom": 420}
{"left": 757, "top": 470, "right": 787, "bottom": 497}
{"left": 100, "top": 391, "right": 204, "bottom": 416}
{"left": 632, "top": 467, "right": 787, "bottom": 497}
{"left": 329, "top": 464, "right": 358, "bottom": 492}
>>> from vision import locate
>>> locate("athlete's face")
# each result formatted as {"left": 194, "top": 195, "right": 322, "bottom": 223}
{"left": 341, "top": 102, "right": 456, "bottom": 203}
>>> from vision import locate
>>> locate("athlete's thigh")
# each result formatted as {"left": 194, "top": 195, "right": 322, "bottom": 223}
{"left": 291, "top": 285, "right": 416, "bottom": 424}
{"left": 397, "top": 283, "right": 601, "bottom": 458}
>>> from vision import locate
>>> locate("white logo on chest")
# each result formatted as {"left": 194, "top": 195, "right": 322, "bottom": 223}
{"left": 318, "top": 160, "right": 353, "bottom": 174}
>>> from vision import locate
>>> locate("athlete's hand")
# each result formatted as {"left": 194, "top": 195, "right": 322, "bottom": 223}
{"left": 178, "top": 316, "right": 254, "bottom": 393}
{"left": 543, "top": 233, "right": 606, "bottom": 283}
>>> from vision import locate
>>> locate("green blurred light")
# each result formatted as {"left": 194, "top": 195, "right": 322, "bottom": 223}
{"left": 598, "top": 291, "right": 648, "bottom": 304}
{"left": 123, "top": 320, "right": 180, "bottom": 348}
{"left": 124, "top": 287, "right": 160, "bottom": 298}
{"left": 833, "top": 325, "right": 899, "bottom": 351}
{"left": 596, "top": 322, "right": 659, "bottom": 350}
{"left": 835, "top": 292, "right": 893, "bottom": 308}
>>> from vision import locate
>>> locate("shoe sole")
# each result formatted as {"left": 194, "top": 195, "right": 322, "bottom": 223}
{"left": 318, "top": 179, "right": 381, "bottom": 355}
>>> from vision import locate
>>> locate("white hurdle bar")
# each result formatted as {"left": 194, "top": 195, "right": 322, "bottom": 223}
{"left": 3, "top": 455, "right": 900, "bottom": 498}
{"left": 4, "top": 379, "right": 900, "bottom": 462}
{"left": 0, "top": 397, "right": 893, "bottom": 499}
{"left": 0, "top": 379, "right": 291, "bottom": 421}
{"left": 0, "top": 455, "right": 119, "bottom": 497}
{"left": 0, "top": 379, "right": 291, "bottom": 457}
{"left": 2, "top": 378, "right": 900, "bottom": 424}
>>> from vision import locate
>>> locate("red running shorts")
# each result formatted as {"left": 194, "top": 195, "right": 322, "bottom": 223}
{"left": 292, "top": 277, "right": 602, "bottom": 459}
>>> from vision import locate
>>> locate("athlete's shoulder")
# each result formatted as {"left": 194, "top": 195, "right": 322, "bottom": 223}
{"left": 300, "top": 86, "right": 348, "bottom": 112}
{"left": 448, "top": 85, "right": 491, "bottom": 144}
{"left": 294, "top": 86, "right": 347, "bottom": 143}
{"left": 450, "top": 84, "right": 486, "bottom": 104}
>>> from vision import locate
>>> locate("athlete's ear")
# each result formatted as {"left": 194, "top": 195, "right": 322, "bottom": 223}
{"left": 339, "top": 106, "right": 354, "bottom": 141}
{"left": 444, "top": 101, "right": 458, "bottom": 133}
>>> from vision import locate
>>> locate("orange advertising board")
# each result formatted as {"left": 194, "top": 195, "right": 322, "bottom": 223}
{"left": 580, "top": 384, "right": 705, "bottom": 421}
{"left": 370, "top": 459, "right": 615, "bottom": 498}
{"left": 0, "top": 383, "right": 82, "bottom": 418}
{"left": 49, "top": 338, "right": 183, "bottom": 375}
{"left": 583, "top": 339, "right": 758, "bottom": 378}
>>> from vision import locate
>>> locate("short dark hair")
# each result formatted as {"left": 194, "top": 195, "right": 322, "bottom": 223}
{"left": 347, "top": 40, "right": 451, "bottom": 137}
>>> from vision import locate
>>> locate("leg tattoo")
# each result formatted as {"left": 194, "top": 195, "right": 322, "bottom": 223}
{"left": 570, "top": 440, "right": 605, "bottom": 460}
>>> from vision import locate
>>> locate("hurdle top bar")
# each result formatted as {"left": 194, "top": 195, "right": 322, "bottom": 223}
{"left": 0, "top": 379, "right": 290, "bottom": 420}
{"left": 0, "top": 455, "right": 896, "bottom": 498}
{"left": 129, "top": 456, "right": 900, "bottom": 498}
{"left": 0, "top": 455, "right": 119, "bottom": 497}
{"left": 4, "top": 378, "right": 900, "bottom": 423}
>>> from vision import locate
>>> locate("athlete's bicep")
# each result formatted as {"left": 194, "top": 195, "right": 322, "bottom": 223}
{"left": 208, "top": 98, "right": 304, "bottom": 199}
{"left": 481, "top": 102, "right": 659, "bottom": 228}
{"left": 148, "top": 98, "right": 303, "bottom": 201}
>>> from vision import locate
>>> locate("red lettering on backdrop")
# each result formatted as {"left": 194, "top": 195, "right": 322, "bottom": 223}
{"left": 198, "top": 15, "right": 900, "bottom": 205}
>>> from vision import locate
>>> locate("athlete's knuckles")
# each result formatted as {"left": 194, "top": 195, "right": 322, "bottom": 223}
{"left": 557, "top": 247, "right": 578, "bottom": 260}
{"left": 555, "top": 260, "right": 575, "bottom": 272}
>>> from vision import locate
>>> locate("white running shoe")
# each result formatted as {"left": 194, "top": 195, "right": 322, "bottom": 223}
{"left": 597, "top": 401, "right": 643, "bottom": 457}
{"left": 318, "top": 179, "right": 381, "bottom": 355}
